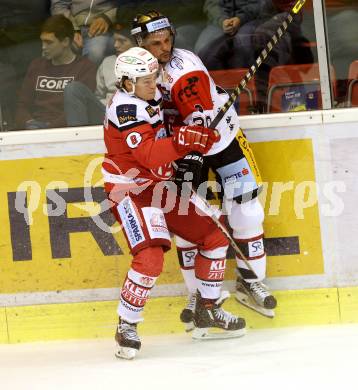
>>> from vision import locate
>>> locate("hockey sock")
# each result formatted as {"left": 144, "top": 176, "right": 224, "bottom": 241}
{"left": 195, "top": 252, "right": 226, "bottom": 299}
{"left": 177, "top": 245, "right": 198, "bottom": 294}
{"left": 118, "top": 268, "right": 157, "bottom": 324}
{"left": 234, "top": 233, "right": 266, "bottom": 282}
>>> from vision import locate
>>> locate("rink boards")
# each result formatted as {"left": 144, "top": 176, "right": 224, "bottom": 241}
{"left": 0, "top": 108, "right": 358, "bottom": 342}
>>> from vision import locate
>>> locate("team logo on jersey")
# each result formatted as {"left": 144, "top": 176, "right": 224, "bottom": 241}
{"left": 145, "top": 105, "right": 159, "bottom": 118}
{"left": 36, "top": 76, "right": 74, "bottom": 92}
{"left": 178, "top": 76, "right": 199, "bottom": 102}
{"left": 170, "top": 56, "right": 184, "bottom": 70}
{"left": 150, "top": 213, "right": 168, "bottom": 233}
{"left": 117, "top": 104, "right": 137, "bottom": 125}
{"left": 126, "top": 132, "right": 142, "bottom": 148}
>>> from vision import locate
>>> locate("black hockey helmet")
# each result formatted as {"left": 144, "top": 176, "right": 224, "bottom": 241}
{"left": 131, "top": 10, "right": 176, "bottom": 46}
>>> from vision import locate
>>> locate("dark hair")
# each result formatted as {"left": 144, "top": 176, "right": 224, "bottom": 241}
{"left": 41, "top": 15, "right": 74, "bottom": 42}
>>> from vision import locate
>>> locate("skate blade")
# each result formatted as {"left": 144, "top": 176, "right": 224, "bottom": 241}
{"left": 115, "top": 346, "right": 137, "bottom": 360}
{"left": 235, "top": 291, "right": 275, "bottom": 318}
{"left": 192, "top": 326, "right": 246, "bottom": 340}
{"left": 184, "top": 321, "right": 194, "bottom": 332}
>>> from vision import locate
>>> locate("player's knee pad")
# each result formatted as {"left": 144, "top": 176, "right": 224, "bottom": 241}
{"left": 131, "top": 246, "right": 164, "bottom": 277}
{"left": 226, "top": 197, "right": 264, "bottom": 239}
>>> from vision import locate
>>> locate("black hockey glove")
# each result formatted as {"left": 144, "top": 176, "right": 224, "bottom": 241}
{"left": 174, "top": 152, "right": 204, "bottom": 190}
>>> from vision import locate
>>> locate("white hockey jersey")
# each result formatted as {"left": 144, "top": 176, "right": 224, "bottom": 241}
{"left": 158, "top": 48, "right": 239, "bottom": 156}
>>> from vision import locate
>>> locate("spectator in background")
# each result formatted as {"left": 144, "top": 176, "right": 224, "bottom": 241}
{"left": 325, "top": 1, "right": 358, "bottom": 105}
{"left": 116, "top": 0, "right": 205, "bottom": 51}
{"left": 253, "top": 0, "right": 313, "bottom": 111}
{"left": 15, "top": 15, "right": 97, "bottom": 130}
{"left": 64, "top": 28, "right": 134, "bottom": 126}
{"left": 195, "top": 0, "right": 261, "bottom": 70}
{"left": 51, "top": 0, "right": 118, "bottom": 66}
{"left": 195, "top": 0, "right": 313, "bottom": 112}
{"left": 0, "top": 0, "right": 50, "bottom": 130}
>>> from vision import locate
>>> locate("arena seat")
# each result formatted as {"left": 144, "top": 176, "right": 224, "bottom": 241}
{"left": 267, "top": 63, "right": 336, "bottom": 113}
{"left": 209, "top": 68, "right": 256, "bottom": 115}
{"left": 347, "top": 60, "right": 358, "bottom": 107}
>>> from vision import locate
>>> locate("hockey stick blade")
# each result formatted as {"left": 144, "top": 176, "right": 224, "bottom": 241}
{"left": 209, "top": 0, "right": 307, "bottom": 129}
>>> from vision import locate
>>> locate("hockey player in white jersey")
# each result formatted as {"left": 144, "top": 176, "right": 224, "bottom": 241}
{"left": 130, "top": 11, "right": 277, "bottom": 325}
{"left": 103, "top": 47, "right": 246, "bottom": 359}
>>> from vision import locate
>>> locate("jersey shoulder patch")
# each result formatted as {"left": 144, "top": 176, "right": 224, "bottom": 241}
{"left": 116, "top": 104, "right": 137, "bottom": 125}
{"left": 126, "top": 131, "right": 143, "bottom": 149}
{"left": 145, "top": 105, "right": 160, "bottom": 118}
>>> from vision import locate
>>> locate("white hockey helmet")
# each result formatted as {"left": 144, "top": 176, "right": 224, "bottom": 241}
{"left": 114, "top": 47, "right": 159, "bottom": 87}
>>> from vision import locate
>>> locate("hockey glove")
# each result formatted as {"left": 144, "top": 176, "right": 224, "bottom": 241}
{"left": 172, "top": 125, "right": 220, "bottom": 155}
{"left": 174, "top": 152, "right": 204, "bottom": 190}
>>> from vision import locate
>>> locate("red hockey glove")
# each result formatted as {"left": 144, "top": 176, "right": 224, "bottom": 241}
{"left": 172, "top": 125, "right": 220, "bottom": 155}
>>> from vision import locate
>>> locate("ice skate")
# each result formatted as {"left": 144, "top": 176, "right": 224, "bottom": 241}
{"left": 192, "top": 290, "right": 246, "bottom": 340}
{"left": 115, "top": 318, "right": 141, "bottom": 360}
{"left": 180, "top": 293, "right": 196, "bottom": 332}
{"left": 235, "top": 278, "right": 277, "bottom": 318}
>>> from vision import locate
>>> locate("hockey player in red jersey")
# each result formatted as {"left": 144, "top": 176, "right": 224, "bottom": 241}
{"left": 130, "top": 11, "right": 278, "bottom": 326}
{"left": 103, "top": 47, "right": 246, "bottom": 359}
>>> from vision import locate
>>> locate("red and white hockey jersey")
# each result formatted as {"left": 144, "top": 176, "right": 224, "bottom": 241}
{"left": 102, "top": 89, "right": 184, "bottom": 188}
{"left": 158, "top": 48, "right": 239, "bottom": 156}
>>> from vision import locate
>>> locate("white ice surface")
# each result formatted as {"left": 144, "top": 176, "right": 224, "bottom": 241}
{"left": 1, "top": 324, "right": 357, "bottom": 390}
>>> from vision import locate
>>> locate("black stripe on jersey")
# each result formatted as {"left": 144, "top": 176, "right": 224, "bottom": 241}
{"left": 111, "top": 120, "right": 147, "bottom": 132}
{"left": 216, "top": 85, "right": 227, "bottom": 95}
{"left": 147, "top": 97, "right": 162, "bottom": 107}
{"left": 152, "top": 120, "right": 162, "bottom": 129}
{"left": 108, "top": 118, "right": 120, "bottom": 130}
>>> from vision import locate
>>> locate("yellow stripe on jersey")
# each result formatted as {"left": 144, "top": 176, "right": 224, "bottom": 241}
{"left": 236, "top": 128, "right": 263, "bottom": 185}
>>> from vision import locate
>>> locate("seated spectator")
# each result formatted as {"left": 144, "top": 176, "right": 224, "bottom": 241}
{"left": 51, "top": 0, "right": 118, "bottom": 66}
{"left": 15, "top": 15, "right": 97, "bottom": 130}
{"left": 195, "top": 0, "right": 261, "bottom": 70}
{"left": 195, "top": 0, "right": 313, "bottom": 112}
{"left": 116, "top": 0, "right": 205, "bottom": 51}
{"left": 0, "top": 0, "right": 50, "bottom": 130}
{"left": 0, "top": 63, "right": 16, "bottom": 131}
{"left": 325, "top": 1, "right": 358, "bottom": 105}
{"left": 253, "top": 0, "right": 314, "bottom": 111}
{"left": 64, "top": 28, "right": 134, "bottom": 126}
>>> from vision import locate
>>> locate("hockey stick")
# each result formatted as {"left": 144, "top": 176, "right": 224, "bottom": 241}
{"left": 191, "top": 189, "right": 259, "bottom": 276}
{"left": 172, "top": 159, "right": 257, "bottom": 274}
{"left": 188, "top": 0, "right": 307, "bottom": 275}
{"left": 209, "top": 0, "right": 307, "bottom": 129}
